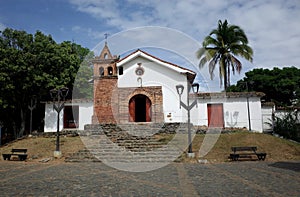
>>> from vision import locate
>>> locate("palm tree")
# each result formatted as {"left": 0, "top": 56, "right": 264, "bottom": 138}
{"left": 196, "top": 19, "right": 253, "bottom": 90}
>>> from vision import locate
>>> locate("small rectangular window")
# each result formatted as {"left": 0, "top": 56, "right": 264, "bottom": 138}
{"left": 119, "top": 66, "right": 123, "bottom": 75}
{"left": 99, "top": 67, "right": 104, "bottom": 76}
{"left": 108, "top": 67, "right": 113, "bottom": 75}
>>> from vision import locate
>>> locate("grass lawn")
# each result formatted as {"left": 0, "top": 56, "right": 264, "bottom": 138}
{"left": 184, "top": 132, "right": 300, "bottom": 163}
{"left": 0, "top": 136, "right": 85, "bottom": 162}
{"left": 0, "top": 132, "right": 299, "bottom": 163}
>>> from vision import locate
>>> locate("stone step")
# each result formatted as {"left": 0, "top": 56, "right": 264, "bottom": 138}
{"left": 89, "top": 150, "right": 181, "bottom": 156}
{"left": 67, "top": 123, "right": 195, "bottom": 162}
{"left": 66, "top": 151, "right": 181, "bottom": 163}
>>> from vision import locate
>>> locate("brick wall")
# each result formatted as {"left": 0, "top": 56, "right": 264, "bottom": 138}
{"left": 93, "top": 85, "right": 164, "bottom": 124}
{"left": 92, "top": 76, "right": 118, "bottom": 124}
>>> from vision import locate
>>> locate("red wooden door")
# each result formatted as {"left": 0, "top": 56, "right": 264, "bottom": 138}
{"left": 207, "top": 104, "right": 224, "bottom": 128}
{"left": 128, "top": 95, "right": 152, "bottom": 122}
{"left": 129, "top": 98, "right": 135, "bottom": 122}
{"left": 145, "top": 97, "right": 152, "bottom": 122}
{"left": 63, "top": 106, "right": 79, "bottom": 128}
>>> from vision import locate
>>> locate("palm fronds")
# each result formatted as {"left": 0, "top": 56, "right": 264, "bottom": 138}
{"left": 196, "top": 19, "right": 253, "bottom": 89}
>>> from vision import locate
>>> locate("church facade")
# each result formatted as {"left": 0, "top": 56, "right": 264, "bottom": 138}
{"left": 44, "top": 43, "right": 267, "bottom": 132}
{"left": 92, "top": 43, "right": 196, "bottom": 125}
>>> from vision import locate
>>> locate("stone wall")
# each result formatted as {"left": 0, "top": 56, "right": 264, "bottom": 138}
{"left": 117, "top": 86, "right": 164, "bottom": 123}
{"left": 92, "top": 78, "right": 164, "bottom": 124}
{"left": 84, "top": 123, "right": 192, "bottom": 135}
{"left": 84, "top": 123, "right": 248, "bottom": 136}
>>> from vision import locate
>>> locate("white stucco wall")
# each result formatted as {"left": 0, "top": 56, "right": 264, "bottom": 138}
{"left": 116, "top": 54, "right": 264, "bottom": 131}
{"left": 117, "top": 56, "right": 189, "bottom": 123}
{"left": 190, "top": 96, "right": 263, "bottom": 132}
{"left": 261, "top": 105, "right": 275, "bottom": 132}
{"left": 78, "top": 102, "right": 94, "bottom": 128}
{"left": 44, "top": 104, "right": 64, "bottom": 132}
{"left": 44, "top": 102, "right": 93, "bottom": 132}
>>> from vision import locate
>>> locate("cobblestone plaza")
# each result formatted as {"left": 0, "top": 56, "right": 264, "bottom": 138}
{"left": 0, "top": 161, "right": 299, "bottom": 196}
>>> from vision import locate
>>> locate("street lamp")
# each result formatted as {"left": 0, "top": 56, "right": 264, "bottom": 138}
{"left": 245, "top": 82, "right": 251, "bottom": 131}
{"left": 176, "top": 82, "right": 199, "bottom": 157}
{"left": 50, "top": 87, "right": 69, "bottom": 158}
{"left": 242, "top": 82, "right": 253, "bottom": 131}
{"left": 28, "top": 96, "right": 37, "bottom": 134}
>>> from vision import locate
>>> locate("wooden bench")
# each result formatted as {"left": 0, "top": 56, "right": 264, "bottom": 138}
{"left": 229, "top": 146, "right": 266, "bottom": 161}
{"left": 2, "top": 149, "right": 28, "bottom": 161}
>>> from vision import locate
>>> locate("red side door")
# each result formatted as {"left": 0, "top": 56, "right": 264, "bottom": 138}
{"left": 207, "top": 104, "right": 224, "bottom": 128}
{"left": 129, "top": 98, "right": 135, "bottom": 122}
{"left": 145, "top": 97, "right": 152, "bottom": 122}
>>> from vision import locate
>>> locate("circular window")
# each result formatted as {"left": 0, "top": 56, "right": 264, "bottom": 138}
{"left": 135, "top": 67, "right": 144, "bottom": 76}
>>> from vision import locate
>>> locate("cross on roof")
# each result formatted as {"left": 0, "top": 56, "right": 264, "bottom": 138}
{"left": 104, "top": 33, "right": 110, "bottom": 43}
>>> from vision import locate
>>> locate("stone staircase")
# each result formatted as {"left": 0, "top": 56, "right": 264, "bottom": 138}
{"left": 65, "top": 123, "right": 195, "bottom": 166}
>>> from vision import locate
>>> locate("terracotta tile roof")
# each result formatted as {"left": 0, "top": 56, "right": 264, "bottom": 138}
{"left": 261, "top": 102, "right": 276, "bottom": 107}
{"left": 276, "top": 106, "right": 300, "bottom": 110}
{"left": 196, "top": 92, "right": 265, "bottom": 99}
{"left": 117, "top": 49, "right": 196, "bottom": 76}
{"left": 42, "top": 99, "right": 93, "bottom": 104}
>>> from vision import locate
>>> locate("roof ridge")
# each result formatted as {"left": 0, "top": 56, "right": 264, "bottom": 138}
{"left": 117, "top": 49, "right": 196, "bottom": 75}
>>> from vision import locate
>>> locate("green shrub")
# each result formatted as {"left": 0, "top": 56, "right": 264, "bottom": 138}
{"left": 273, "top": 110, "right": 300, "bottom": 142}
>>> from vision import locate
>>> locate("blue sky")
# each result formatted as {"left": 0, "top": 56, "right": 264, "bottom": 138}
{"left": 1, "top": 0, "right": 299, "bottom": 91}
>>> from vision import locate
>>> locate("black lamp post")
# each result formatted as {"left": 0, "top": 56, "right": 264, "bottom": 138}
{"left": 50, "top": 87, "right": 69, "bottom": 157}
{"left": 176, "top": 82, "right": 199, "bottom": 157}
{"left": 245, "top": 82, "right": 252, "bottom": 131}
{"left": 240, "top": 81, "right": 253, "bottom": 132}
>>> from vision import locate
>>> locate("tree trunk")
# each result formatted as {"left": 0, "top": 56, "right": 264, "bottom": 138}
{"left": 227, "top": 63, "right": 230, "bottom": 89}
{"left": 224, "top": 75, "right": 228, "bottom": 90}
{"left": 12, "top": 122, "right": 18, "bottom": 139}
{"left": 223, "top": 60, "right": 228, "bottom": 90}
{"left": 18, "top": 106, "right": 26, "bottom": 138}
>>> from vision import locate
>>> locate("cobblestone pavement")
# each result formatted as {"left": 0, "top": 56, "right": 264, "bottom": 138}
{"left": 0, "top": 161, "right": 299, "bottom": 196}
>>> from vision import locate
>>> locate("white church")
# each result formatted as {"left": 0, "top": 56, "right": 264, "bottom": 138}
{"left": 44, "top": 43, "right": 269, "bottom": 133}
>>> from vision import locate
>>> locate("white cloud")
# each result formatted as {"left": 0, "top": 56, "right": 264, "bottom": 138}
{"left": 71, "top": 25, "right": 105, "bottom": 41}
{"left": 69, "top": 0, "right": 300, "bottom": 90}
{"left": 224, "top": 0, "right": 300, "bottom": 69}
{"left": 0, "top": 22, "right": 6, "bottom": 31}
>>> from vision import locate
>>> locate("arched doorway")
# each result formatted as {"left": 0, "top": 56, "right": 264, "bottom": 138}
{"left": 129, "top": 94, "right": 152, "bottom": 122}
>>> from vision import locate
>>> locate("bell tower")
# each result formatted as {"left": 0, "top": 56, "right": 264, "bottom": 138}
{"left": 92, "top": 42, "right": 119, "bottom": 124}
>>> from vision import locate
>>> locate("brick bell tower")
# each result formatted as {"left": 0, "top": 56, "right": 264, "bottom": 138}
{"left": 92, "top": 42, "right": 119, "bottom": 124}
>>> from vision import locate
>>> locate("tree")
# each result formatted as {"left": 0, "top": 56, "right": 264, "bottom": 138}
{"left": 72, "top": 51, "right": 94, "bottom": 99}
{"left": 196, "top": 19, "right": 253, "bottom": 90}
{"left": 0, "top": 28, "right": 91, "bottom": 139}
{"left": 227, "top": 67, "right": 300, "bottom": 106}
{"left": 272, "top": 110, "right": 300, "bottom": 142}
